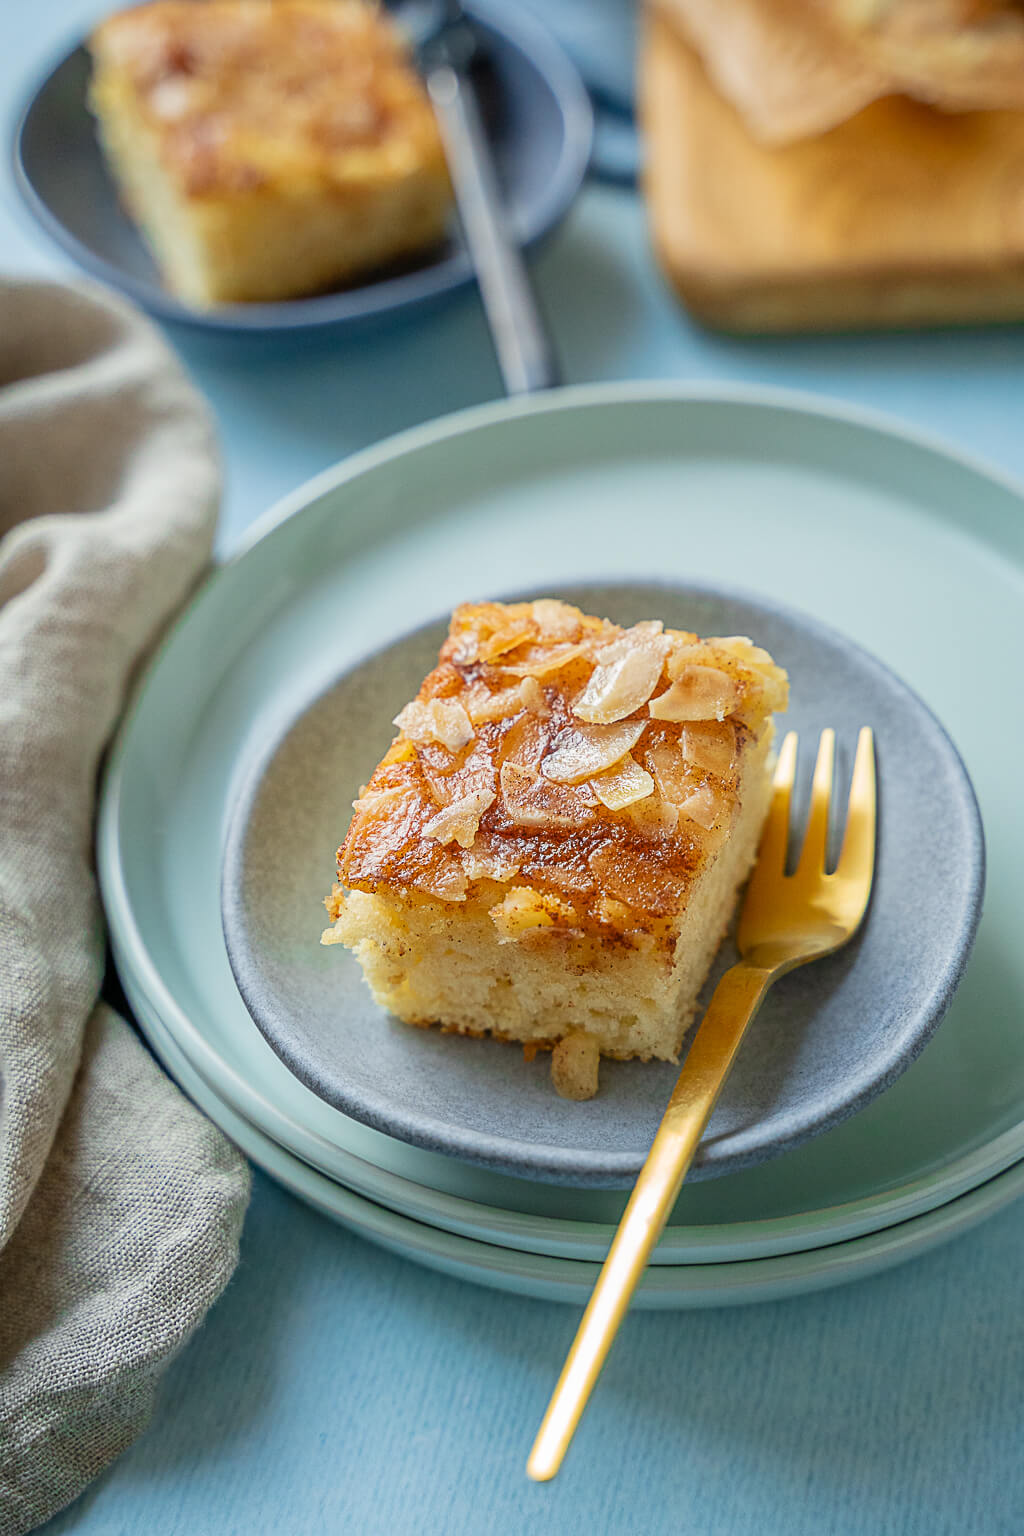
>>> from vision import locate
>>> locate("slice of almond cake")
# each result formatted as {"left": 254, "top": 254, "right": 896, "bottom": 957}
{"left": 323, "top": 598, "right": 788, "bottom": 1100}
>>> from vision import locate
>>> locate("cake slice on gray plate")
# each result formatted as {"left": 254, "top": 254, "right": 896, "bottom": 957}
{"left": 323, "top": 598, "right": 788, "bottom": 1100}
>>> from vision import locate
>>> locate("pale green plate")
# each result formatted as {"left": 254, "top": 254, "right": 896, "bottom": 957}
{"left": 99, "top": 384, "right": 1024, "bottom": 1271}
{"left": 135, "top": 973, "right": 1024, "bottom": 1309}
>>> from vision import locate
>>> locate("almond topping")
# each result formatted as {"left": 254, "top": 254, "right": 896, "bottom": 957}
{"left": 498, "top": 711, "right": 549, "bottom": 771}
{"left": 490, "top": 886, "right": 577, "bottom": 941}
{"left": 681, "top": 721, "right": 737, "bottom": 778}
{"left": 645, "top": 743, "right": 692, "bottom": 806}
{"left": 394, "top": 698, "right": 474, "bottom": 752}
{"left": 498, "top": 643, "right": 586, "bottom": 678}
{"left": 500, "top": 761, "right": 596, "bottom": 828}
{"left": 625, "top": 796, "right": 681, "bottom": 839}
{"left": 422, "top": 789, "right": 496, "bottom": 849}
{"left": 587, "top": 843, "right": 684, "bottom": 915}
{"left": 461, "top": 841, "right": 521, "bottom": 883}
{"left": 594, "top": 621, "right": 672, "bottom": 665}
{"left": 351, "top": 787, "right": 405, "bottom": 817}
{"left": 542, "top": 721, "right": 646, "bottom": 784}
{"left": 531, "top": 598, "right": 581, "bottom": 640}
{"left": 590, "top": 755, "right": 655, "bottom": 811}
{"left": 666, "top": 641, "right": 706, "bottom": 680}
{"left": 465, "top": 683, "right": 526, "bottom": 724}
{"left": 595, "top": 896, "right": 634, "bottom": 927}
{"left": 477, "top": 621, "right": 537, "bottom": 662}
{"left": 414, "top": 860, "right": 468, "bottom": 902}
{"left": 518, "top": 676, "right": 549, "bottom": 716}
{"left": 574, "top": 645, "right": 665, "bottom": 724}
{"left": 678, "top": 782, "right": 725, "bottom": 832}
{"left": 649, "top": 666, "right": 739, "bottom": 722}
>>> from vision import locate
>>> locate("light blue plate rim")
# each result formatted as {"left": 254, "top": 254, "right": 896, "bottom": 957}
{"left": 12, "top": 0, "right": 593, "bottom": 334}
{"left": 113, "top": 920, "right": 1024, "bottom": 1264}
{"left": 135, "top": 978, "right": 1024, "bottom": 1307}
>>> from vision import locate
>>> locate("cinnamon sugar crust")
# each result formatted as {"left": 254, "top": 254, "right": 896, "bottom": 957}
{"left": 90, "top": 0, "right": 446, "bottom": 200}
{"left": 330, "top": 599, "right": 788, "bottom": 936}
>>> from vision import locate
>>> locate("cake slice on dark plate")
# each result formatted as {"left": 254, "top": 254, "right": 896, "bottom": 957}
{"left": 88, "top": 0, "right": 451, "bottom": 306}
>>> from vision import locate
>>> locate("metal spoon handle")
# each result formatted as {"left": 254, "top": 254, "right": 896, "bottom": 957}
{"left": 427, "top": 64, "right": 560, "bottom": 396}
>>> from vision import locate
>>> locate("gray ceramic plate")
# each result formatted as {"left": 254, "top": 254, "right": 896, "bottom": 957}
{"left": 221, "top": 578, "right": 984, "bottom": 1186}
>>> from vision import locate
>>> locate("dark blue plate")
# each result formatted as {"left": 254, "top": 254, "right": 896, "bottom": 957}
{"left": 13, "top": 0, "right": 592, "bottom": 335}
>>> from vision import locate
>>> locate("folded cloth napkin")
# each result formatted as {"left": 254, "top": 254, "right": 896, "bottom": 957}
{"left": 0, "top": 277, "right": 250, "bottom": 1535}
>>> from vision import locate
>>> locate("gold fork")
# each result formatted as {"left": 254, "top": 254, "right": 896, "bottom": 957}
{"left": 527, "top": 726, "right": 877, "bottom": 1482}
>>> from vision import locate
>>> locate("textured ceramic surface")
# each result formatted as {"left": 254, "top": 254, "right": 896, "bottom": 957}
{"left": 98, "top": 389, "right": 1024, "bottom": 1244}
{"left": 13, "top": 0, "right": 592, "bottom": 334}
{"left": 221, "top": 578, "right": 983, "bottom": 1185}
{"left": 134, "top": 979, "right": 1024, "bottom": 1308}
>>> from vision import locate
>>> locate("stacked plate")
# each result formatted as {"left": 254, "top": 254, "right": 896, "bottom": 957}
{"left": 98, "top": 384, "right": 1024, "bottom": 1308}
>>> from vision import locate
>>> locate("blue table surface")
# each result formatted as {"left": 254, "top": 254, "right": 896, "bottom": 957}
{"left": 6, "top": 5, "right": 1024, "bottom": 1533}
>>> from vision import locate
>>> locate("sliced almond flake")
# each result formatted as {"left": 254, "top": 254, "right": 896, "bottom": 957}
{"left": 625, "top": 796, "right": 681, "bottom": 840}
{"left": 531, "top": 598, "right": 581, "bottom": 640}
{"left": 678, "top": 783, "right": 725, "bottom": 832}
{"left": 422, "top": 789, "right": 496, "bottom": 849}
{"left": 709, "top": 635, "right": 779, "bottom": 669}
{"left": 649, "top": 666, "right": 739, "bottom": 722}
{"left": 645, "top": 742, "right": 692, "bottom": 806}
{"left": 465, "top": 682, "right": 524, "bottom": 724}
{"left": 498, "top": 711, "right": 549, "bottom": 772}
{"left": 478, "top": 622, "right": 538, "bottom": 662}
{"left": 594, "top": 621, "right": 672, "bottom": 666}
{"left": 518, "top": 676, "right": 549, "bottom": 716}
{"left": 500, "top": 761, "right": 596, "bottom": 828}
{"left": 490, "top": 886, "right": 577, "bottom": 942}
{"left": 351, "top": 786, "right": 405, "bottom": 816}
{"left": 382, "top": 738, "right": 416, "bottom": 766}
{"left": 542, "top": 721, "right": 646, "bottom": 784}
{"left": 666, "top": 641, "right": 712, "bottom": 680}
{"left": 590, "top": 755, "right": 655, "bottom": 811}
{"left": 573, "top": 645, "right": 665, "bottom": 725}
{"left": 451, "top": 636, "right": 479, "bottom": 666}
{"left": 707, "top": 637, "right": 789, "bottom": 714}
{"left": 498, "top": 642, "right": 586, "bottom": 678}
{"left": 394, "top": 698, "right": 474, "bottom": 752}
{"left": 414, "top": 859, "right": 468, "bottom": 902}
{"left": 461, "top": 840, "right": 521, "bottom": 883}
{"left": 595, "top": 895, "right": 634, "bottom": 927}
{"left": 421, "top": 771, "right": 454, "bottom": 810}
{"left": 681, "top": 721, "right": 737, "bottom": 778}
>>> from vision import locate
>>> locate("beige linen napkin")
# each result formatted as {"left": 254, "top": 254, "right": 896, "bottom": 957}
{"left": 0, "top": 277, "right": 250, "bottom": 1535}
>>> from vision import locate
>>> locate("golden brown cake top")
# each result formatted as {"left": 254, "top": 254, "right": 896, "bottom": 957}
{"left": 335, "top": 600, "right": 788, "bottom": 934}
{"left": 89, "top": 0, "right": 447, "bottom": 199}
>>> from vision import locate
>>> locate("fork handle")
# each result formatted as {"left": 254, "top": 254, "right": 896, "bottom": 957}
{"left": 527, "top": 961, "right": 775, "bottom": 1483}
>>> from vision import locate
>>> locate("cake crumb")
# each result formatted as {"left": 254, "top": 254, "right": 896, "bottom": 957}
{"left": 551, "top": 1032, "right": 601, "bottom": 1101}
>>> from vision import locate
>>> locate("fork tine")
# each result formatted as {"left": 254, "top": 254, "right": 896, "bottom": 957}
{"left": 796, "top": 729, "right": 836, "bottom": 876}
{"left": 834, "top": 727, "right": 877, "bottom": 888}
{"left": 755, "top": 730, "right": 798, "bottom": 874}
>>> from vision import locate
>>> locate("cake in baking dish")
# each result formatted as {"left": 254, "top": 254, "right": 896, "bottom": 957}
{"left": 88, "top": 0, "right": 451, "bottom": 307}
{"left": 322, "top": 599, "right": 788, "bottom": 1100}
